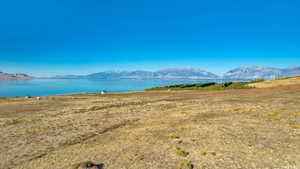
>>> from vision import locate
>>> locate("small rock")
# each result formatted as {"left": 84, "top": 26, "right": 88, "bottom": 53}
{"left": 172, "top": 139, "right": 183, "bottom": 144}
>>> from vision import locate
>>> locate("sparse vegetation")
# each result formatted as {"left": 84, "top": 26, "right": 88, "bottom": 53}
{"left": 249, "top": 78, "right": 265, "bottom": 83}
{"left": 249, "top": 75, "right": 300, "bottom": 88}
{"left": 74, "top": 109, "right": 87, "bottom": 114}
{"left": 25, "top": 127, "right": 41, "bottom": 134}
{"left": 268, "top": 110, "right": 283, "bottom": 116}
{"left": 293, "top": 112, "right": 300, "bottom": 117}
{"left": 232, "top": 107, "right": 252, "bottom": 112}
{"left": 147, "top": 82, "right": 217, "bottom": 91}
{"left": 176, "top": 161, "right": 194, "bottom": 169}
{"left": 169, "top": 134, "right": 180, "bottom": 139}
{"left": 274, "top": 76, "right": 293, "bottom": 80}
{"left": 175, "top": 149, "right": 190, "bottom": 157}
{"left": 89, "top": 106, "right": 104, "bottom": 111}
{"left": 290, "top": 125, "right": 300, "bottom": 129}
{"left": 272, "top": 117, "right": 282, "bottom": 121}
{"left": 176, "top": 140, "right": 183, "bottom": 144}
{"left": 210, "top": 152, "right": 217, "bottom": 156}
{"left": 0, "top": 97, "right": 7, "bottom": 102}
{"left": 246, "top": 143, "right": 253, "bottom": 147}
{"left": 199, "top": 151, "right": 207, "bottom": 156}
{"left": 146, "top": 81, "right": 254, "bottom": 91}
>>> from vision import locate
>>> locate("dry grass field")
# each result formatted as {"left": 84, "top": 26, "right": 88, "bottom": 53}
{"left": 248, "top": 76, "right": 300, "bottom": 88}
{"left": 1, "top": 83, "right": 300, "bottom": 169}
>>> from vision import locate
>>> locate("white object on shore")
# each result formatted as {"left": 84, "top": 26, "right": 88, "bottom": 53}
{"left": 100, "top": 90, "right": 107, "bottom": 95}
{"left": 36, "top": 96, "right": 41, "bottom": 100}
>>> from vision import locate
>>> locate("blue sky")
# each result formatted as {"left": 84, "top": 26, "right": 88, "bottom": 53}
{"left": 0, "top": 0, "right": 300, "bottom": 76}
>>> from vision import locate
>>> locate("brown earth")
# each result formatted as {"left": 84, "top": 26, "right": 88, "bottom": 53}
{"left": 0, "top": 85, "right": 300, "bottom": 169}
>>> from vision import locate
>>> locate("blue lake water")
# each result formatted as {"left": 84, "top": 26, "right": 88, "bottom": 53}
{"left": 0, "top": 78, "right": 237, "bottom": 98}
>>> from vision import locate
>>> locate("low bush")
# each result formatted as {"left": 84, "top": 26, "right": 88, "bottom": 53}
{"left": 248, "top": 78, "right": 265, "bottom": 83}
{"left": 146, "top": 81, "right": 253, "bottom": 91}
{"left": 176, "top": 161, "right": 194, "bottom": 169}
{"left": 175, "top": 149, "right": 189, "bottom": 157}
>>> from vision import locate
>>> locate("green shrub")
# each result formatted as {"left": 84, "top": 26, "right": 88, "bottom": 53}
{"left": 291, "top": 125, "right": 300, "bottom": 129}
{"left": 145, "top": 81, "right": 253, "bottom": 91}
{"left": 169, "top": 134, "right": 180, "bottom": 139}
{"left": 175, "top": 149, "right": 189, "bottom": 157}
{"left": 199, "top": 151, "right": 207, "bottom": 156}
{"left": 176, "top": 161, "right": 194, "bottom": 169}
{"left": 223, "top": 82, "right": 233, "bottom": 87}
{"left": 249, "top": 78, "right": 265, "bottom": 83}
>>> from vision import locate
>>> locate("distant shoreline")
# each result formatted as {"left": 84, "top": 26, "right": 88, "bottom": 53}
{"left": 5, "top": 75, "right": 300, "bottom": 98}
{"left": 0, "top": 78, "right": 253, "bottom": 98}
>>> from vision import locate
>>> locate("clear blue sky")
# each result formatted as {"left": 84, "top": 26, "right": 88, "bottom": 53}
{"left": 0, "top": 0, "right": 299, "bottom": 76}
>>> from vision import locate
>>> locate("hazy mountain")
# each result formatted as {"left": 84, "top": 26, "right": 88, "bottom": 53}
{"left": 47, "top": 75, "right": 85, "bottom": 79}
{"left": 42, "top": 66, "right": 300, "bottom": 80}
{"left": 0, "top": 72, "right": 32, "bottom": 81}
{"left": 154, "top": 68, "right": 219, "bottom": 79}
{"left": 87, "top": 70, "right": 155, "bottom": 79}
{"left": 87, "top": 68, "right": 219, "bottom": 79}
{"left": 281, "top": 67, "right": 300, "bottom": 77}
{"left": 50, "top": 68, "right": 219, "bottom": 79}
{"left": 223, "top": 66, "right": 300, "bottom": 79}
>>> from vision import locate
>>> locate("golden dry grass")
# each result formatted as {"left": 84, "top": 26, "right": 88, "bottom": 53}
{"left": 0, "top": 98, "right": 7, "bottom": 102}
{"left": 0, "top": 85, "right": 300, "bottom": 169}
{"left": 248, "top": 76, "right": 300, "bottom": 88}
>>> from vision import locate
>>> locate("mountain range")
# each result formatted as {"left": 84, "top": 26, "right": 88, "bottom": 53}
{"left": 49, "top": 68, "right": 219, "bottom": 79}
{"left": 50, "top": 67, "right": 300, "bottom": 80}
{"left": 1, "top": 66, "right": 300, "bottom": 81}
{"left": 223, "top": 66, "right": 300, "bottom": 79}
{"left": 0, "top": 72, "right": 32, "bottom": 81}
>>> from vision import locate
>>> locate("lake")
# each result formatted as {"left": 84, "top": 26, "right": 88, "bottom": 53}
{"left": 0, "top": 78, "right": 236, "bottom": 98}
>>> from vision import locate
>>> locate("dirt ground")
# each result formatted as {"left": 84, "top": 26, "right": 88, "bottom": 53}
{"left": 0, "top": 85, "right": 300, "bottom": 169}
